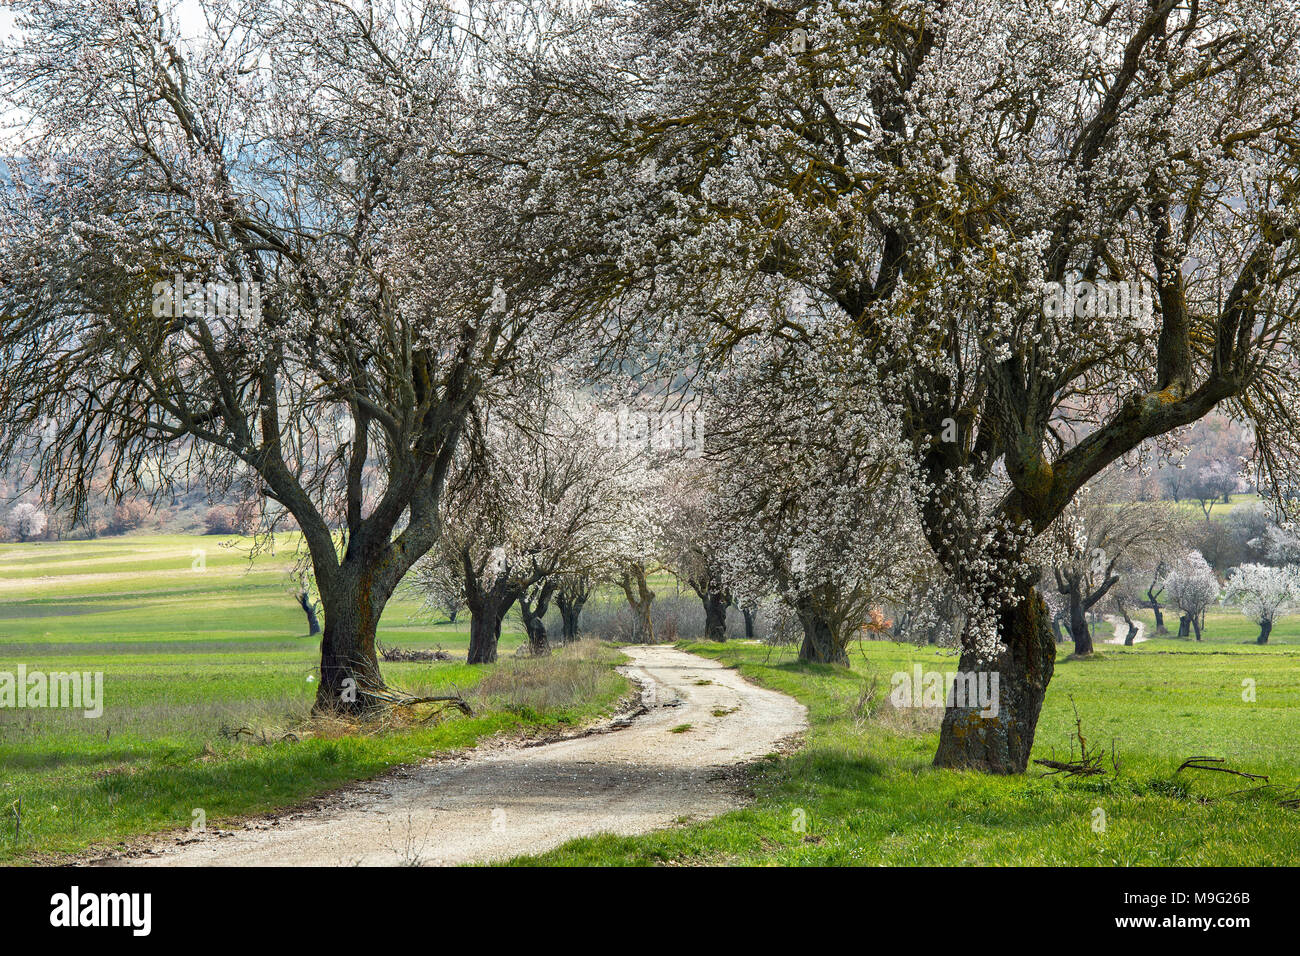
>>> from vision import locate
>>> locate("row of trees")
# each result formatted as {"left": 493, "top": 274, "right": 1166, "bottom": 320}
{"left": 5, "top": 0, "right": 1300, "bottom": 777}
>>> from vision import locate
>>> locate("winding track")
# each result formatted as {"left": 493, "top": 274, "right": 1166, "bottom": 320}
{"left": 109, "top": 644, "right": 807, "bottom": 866}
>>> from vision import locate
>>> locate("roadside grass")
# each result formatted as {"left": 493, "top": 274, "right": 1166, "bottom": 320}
{"left": 513, "top": 635, "right": 1300, "bottom": 866}
{"left": 0, "top": 536, "right": 630, "bottom": 863}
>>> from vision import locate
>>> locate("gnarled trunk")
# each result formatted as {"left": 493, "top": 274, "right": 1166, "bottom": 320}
{"left": 795, "top": 601, "right": 846, "bottom": 665}
{"left": 1069, "top": 587, "right": 1093, "bottom": 656}
{"left": 742, "top": 606, "right": 755, "bottom": 640}
{"left": 619, "top": 563, "right": 656, "bottom": 643}
{"left": 555, "top": 584, "right": 589, "bottom": 644}
{"left": 702, "top": 591, "right": 729, "bottom": 642}
{"left": 1177, "top": 613, "right": 1191, "bottom": 637}
{"left": 466, "top": 590, "right": 512, "bottom": 664}
{"left": 314, "top": 570, "right": 390, "bottom": 714}
{"left": 519, "top": 581, "right": 557, "bottom": 657}
{"left": 933, "top": 587, "right": 1055, "bottom": 774}
{"left": 1258, "top": 618, "right": 1273, "bottom": 645}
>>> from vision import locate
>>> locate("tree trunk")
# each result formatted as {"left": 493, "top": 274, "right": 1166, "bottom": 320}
{"left": 1177, "top": 613, "right": 1191, "bottom": 638}
{"left": 1069, "top": 586, "right": 1093, "bottom": 656}
{"left": 448, "top": 608, "right": 458, "bottom": 624}
{"left": 557, "top": 597, "right": 583, "bottom": 643}
{"left": 467, "top": 592, "right": 511, "bottom": 664}
{"left": 702, "top": 592, "right": 728, "bottom": 642}
{"left": 619, "top": 563, "right": 656, "bottom": 643}
{"left": 519, "top": 582, "right": 557, "bottom": 657}
{"left": 555, "top": 578, "right": 591, "bottom": 644}
{"left": 1191, "top": 612, "right": 1203, "bottom": 642}
{"left": 297, "top": 590, "right": 321, "bottom": 636}
{"left": 1258, "top": 618, "right": 1273, "bottom": 645}
{"left": 742, "top": 607, "right": 755, "bottom": 640}
{"left": 1123, "top": 615, "right": 1137, "bottom": 646}
{"left": 933, "top": 587, "right": 1055, "bottom": 774}
{"left": 314, "top": 571, "right": 388, "bottom": 714}
{"left": 795, "top": 602, "right": 846, "bottom": 665}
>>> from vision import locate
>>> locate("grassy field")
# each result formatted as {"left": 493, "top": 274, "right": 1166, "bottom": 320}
{"left": 516, "top": 623, "right": 1300, "bottom": 865}
{"left": 0, "top": 535, "right": 631, "bottom": 863}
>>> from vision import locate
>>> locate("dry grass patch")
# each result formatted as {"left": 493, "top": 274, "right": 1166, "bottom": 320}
{"left": 470, "top": 640, "right": 628, "bottom": 718}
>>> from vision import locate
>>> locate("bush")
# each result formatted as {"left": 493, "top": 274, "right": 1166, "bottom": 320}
{"left": 105, "top": 500, "right": 151, "bottom": 535}
{"left": 203, "top": 505, "right": 242, "bottom": 535}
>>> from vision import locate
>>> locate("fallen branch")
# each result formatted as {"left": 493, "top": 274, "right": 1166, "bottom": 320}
{"left": 1175, "top": 756, "right": 1269, "bottom": 782}
{"left": 1033, "top": 695, "right": 1108, "bottom": 776}
{"left": 366, "top": 687, "right": 473, "bottom": 716}
{"left": 1032, "top": 757, "right": 1106, "bottom": 777}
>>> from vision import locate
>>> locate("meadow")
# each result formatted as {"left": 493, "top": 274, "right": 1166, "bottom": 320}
{"left": 0, "top": 534, "right": 630, "bottom": 863}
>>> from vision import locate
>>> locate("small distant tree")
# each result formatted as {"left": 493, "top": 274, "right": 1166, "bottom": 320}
{"left": 661, "top": 462, "right": 732, "bottom": 642}
{"left": 411, "top": 559, "right": 466, "bottom": 625}
{"left": 1223, "top": 564, "right": 1300, "bottom": 645}
{"left": 1046, "top": 486, "right": 1181, "bottom": 655}
{"left": 9, "top": 502, "right": 47, "bottom": 542}
{"left": 1162, "top": 552, "right": 1221, "bottom": 642}
{"left": 1256, "top": 524, "right": 1300, "bottom": 566}
{"left": 554, "top": 573, "right": 594, "bottom": 644}
{"left": 290, "top": 570, "right": 322, "bottom": 637}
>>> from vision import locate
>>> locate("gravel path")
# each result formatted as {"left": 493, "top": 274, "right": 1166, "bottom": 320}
{"left": 109, "top": 644, "right": 807, "bottom": 867}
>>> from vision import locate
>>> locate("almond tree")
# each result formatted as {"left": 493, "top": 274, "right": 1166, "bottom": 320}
{"left": 708, "top": 337, "right": 924, "bottom": 664}
{"left": 551, "top": 0, "right": 1300, "bottom": 771}
{"left": 0, "top": 0, "right": 609, "bottom": 710}
{"left": 661, "top": 461, "right": 733, "bottom": 642}
{"left": 1162, "top": 551, "right": 1222, "bottom": 641}
{"left": 1223, "top": 562, "right": 1300, "bottom": 644}
{"left": 435, "top": 395, "right": 650, "bottom": 662}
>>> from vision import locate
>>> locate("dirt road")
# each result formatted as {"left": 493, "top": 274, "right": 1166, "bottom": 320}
{"left": 110, "top": 644, "right": 807, "bottom": 866}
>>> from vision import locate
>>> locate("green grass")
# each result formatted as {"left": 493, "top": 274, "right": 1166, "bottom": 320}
{"left": 514, "top": 630, "right": 1300, "bottom": 866}
{"left": 0, "top": 535, "right": 630, "bottom": 863}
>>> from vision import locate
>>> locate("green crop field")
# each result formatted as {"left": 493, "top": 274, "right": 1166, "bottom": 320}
{"left": 0, "top": 534, "right": 630, "bottom": 863}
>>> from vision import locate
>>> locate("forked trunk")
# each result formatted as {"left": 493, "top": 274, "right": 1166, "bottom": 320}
{"left": 933, "top": 587, "right": 1056, "bottom": 774}
{"left": 556, "top": 590, "right": 587, "bottom": 643}
{"left": 520, "top": 582, "right": 556, "bottom": 657}
{"left": 298, "top": 590, "right": 322, "bottom": 636}
{"left": 619, "top": 564, "right": 656, "bottom": 643}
